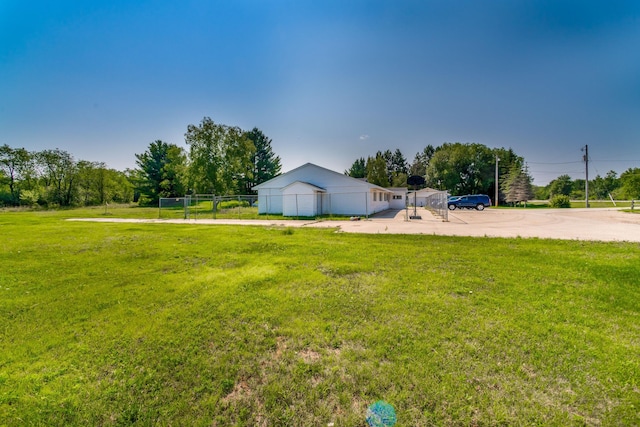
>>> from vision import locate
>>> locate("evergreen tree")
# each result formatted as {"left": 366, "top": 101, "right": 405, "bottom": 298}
{"left": 391, "top": 149, "right": 408, "bottom": 175}
{"left": 409, "top": 145, "right": 435, "bottom": 178}
{"left": 244, "top": 128, "right": 281, "bottom": 193}
{"left": 503, "top": 164, "right": 534, "bottom": 205}
{"left": 134, "top": 140, "right": 187, "bottom": 205}
{"left": 345, "top": 157, "right": 366, "bottom": 178}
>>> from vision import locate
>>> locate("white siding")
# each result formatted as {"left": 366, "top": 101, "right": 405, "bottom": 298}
{"left": 257, "top": 188, "right": 282, "bottom": 214}
{"left": 282, "top": 182, "right": 320, "bottom": 217}
{"left": 254, "top": 163, "right": 392, "bottom": 216}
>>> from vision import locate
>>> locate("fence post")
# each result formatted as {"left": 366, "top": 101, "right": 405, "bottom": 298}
{"left": 183, "top": 196, "right": 187, "bottom": 219}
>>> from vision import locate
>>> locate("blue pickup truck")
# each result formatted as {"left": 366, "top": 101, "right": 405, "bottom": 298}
{"left": 448, "top": 195, "right": 491, "bottom": 211}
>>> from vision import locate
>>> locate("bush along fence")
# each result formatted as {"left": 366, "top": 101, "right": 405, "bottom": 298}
{"left": 158, "top": 195, "right": 260, "bottom": 220}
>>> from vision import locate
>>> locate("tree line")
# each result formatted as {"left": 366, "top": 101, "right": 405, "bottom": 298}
{"left": 132, "top": 118, "right": 281, "bottom": 205}
{"left": 0, "top": 145, "right": 134, "bottom": 207}
{"left": 0, "top": 117, "right": 281, "bottom": 207}
{"left": 541, "top": 170, "right": 640, "bottom": 201}
{"left": 346, "top": 143, "right": 534, "bottom": 204}
{"left": 3, "top": 129, "right": 637, "bottom": 207}
{"left": 345, "top": 143, "right": 640, "bottom": 203}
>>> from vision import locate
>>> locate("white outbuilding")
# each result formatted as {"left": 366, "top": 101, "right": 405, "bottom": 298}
{"left": 407, "top": 187, "right": 446, "bottom": 207}
{"left": 252, "top": 163, "right": 394, "bottom": 217}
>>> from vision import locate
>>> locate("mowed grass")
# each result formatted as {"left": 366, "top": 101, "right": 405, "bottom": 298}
{"left": 1, "top": 211, "right": 638, "bottom": 426}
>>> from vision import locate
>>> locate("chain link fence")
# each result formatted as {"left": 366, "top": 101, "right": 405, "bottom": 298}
{"left": 159, "top": 191, "right": 447, "bottom": 221}
{"left": 423, "top": 191, "right": 448, "bottom": 221}
{"left": 160, "top": 192, "right": 396, "bottom": 220}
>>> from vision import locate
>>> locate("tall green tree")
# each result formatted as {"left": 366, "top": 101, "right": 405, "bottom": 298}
{"left": 591, "top": 171, "right": 619, "bottom": 199}
{"left": 38, "top": 148, "right": 78, "bottom": 206}
{"left": 409, "top": 145, "right": 435, "bottom": 179}
{"left": 365, "top": 154, "right": 390, "bottom": 187}
{"left": 77, "top": 161, "right": 134, "bottom": 205}
{"left": 134, "top": 140, "right": 187, "bottom": 205}
{"left": 244, "top": 127, "right": 281, "bottom": 193}
{"left": 0, "top": 144, "right": 32, "bottom": 205}
{"left": 502, "top": 164, "right": 534, "bottom": 205}
{"left": 345, "top": 157, "right": 366, "bottom": 178}
{"left": 389, "top": 149, "right": 408, "bottom": 187}
{"left": 493, "top": 147, "right": 523, "bottom": 204}
{"left": 185, "top": 117, "right": 255, "bottom": 195}
{"left": 548, "top": 174, "right": 573, "bottom": 197}
{"left": 426, "top": 142, "right": 495, "bottom": 194}
{"left": 615, "top": 168, "right": 640, "bottom": 199}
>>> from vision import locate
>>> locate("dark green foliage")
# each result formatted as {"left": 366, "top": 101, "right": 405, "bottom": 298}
{"left": 218, "top": 200, "right": 250, "bottom": 209}
{"left": 548, "top": 174, "right": 573, "bottom": 197}
{"left": 244, "top": 127, "right": 281, "bottom": 194}
{"left": 591, "top": 170, "right": 619, "bottom": 199}
{"left": 0, "top": 145, "right": 133, "bottom": 207}
{"left": 426, "top": 142, "right": 496, "bottom": 194}
{"left": 549, "top": 194, "right": 571, "bottom": 208}
{"left": 365, "top": 153, "right": 389, "bottom": 187}
{"left": 76, "top": 161, "right": 133, "bottom": 205}
{"left": 345, "top": 157, "right": 366, "bottom": 178}
{"left": 186, "top": 117, "right": 255, "bottom": 195}
{"left": 134, "top": 140, "right": 187, "bottom": 206}
{"left": 38, "top": 148, "right": 78, "bottom": 206}
{"left": 615, "top": 168, "right": 640, "bottom": 200}
{"left": 0, "top": 144, "right": 33, "bottom": 205}
{"left": 408, "top": 145, "right": 435, "bottom": 181}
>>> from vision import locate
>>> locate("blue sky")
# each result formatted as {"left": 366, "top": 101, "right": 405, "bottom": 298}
{"left": 1, "top": 0, "right": 639, "bottom": 185}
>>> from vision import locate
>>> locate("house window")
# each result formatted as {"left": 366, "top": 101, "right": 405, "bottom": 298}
{"left": 373, "top": 192, "right": 377, "bottom": 202}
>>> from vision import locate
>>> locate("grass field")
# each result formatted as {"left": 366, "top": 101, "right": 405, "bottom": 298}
{"left": 1, "top": 209, "right": 639, "bottom": 426}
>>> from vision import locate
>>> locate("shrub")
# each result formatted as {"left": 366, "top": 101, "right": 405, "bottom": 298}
{"left": 549, "top": 194, "right": 571, "bottom": 208}
{"left": 218, "top": 200, "right": 250, "bottom": 209}
{"left": 282, "top": 227, "right": 294, "bottom": 235}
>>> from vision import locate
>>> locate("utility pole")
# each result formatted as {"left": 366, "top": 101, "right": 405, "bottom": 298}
{"left": 583, "top": 145, "right": 589, "bottom": 208}
{"left": 495, "top": 155, "right": 500, "bottom": 207}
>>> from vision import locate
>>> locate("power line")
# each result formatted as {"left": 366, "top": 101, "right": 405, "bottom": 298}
{"left": 591, "top": 159, "right": 640, "bottom": 162}
{"left": 527, "top": 161, "right": 582, "bottom": 165}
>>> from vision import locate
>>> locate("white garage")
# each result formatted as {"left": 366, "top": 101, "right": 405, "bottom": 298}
{"left": 253, "top": 163, "right": 393, "bottom": 217}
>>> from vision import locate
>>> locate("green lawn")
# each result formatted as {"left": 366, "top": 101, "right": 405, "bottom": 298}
{"left": 1, "top": 210, "right": 638, "bottom": 426}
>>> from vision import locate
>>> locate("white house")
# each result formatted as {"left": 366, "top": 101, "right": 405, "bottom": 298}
{"left": 387, "top": 187, "right": 408, "bottom": 209}
{"left": 252, "top": 163, "right": 395, "bottom": 216}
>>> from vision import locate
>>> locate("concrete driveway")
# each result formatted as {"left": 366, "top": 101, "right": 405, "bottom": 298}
{"left": 320, "top": 207, "right": 640, "bottom": 242}
{"left": 72, "top": 208, "right": 640, "bottom": 242}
